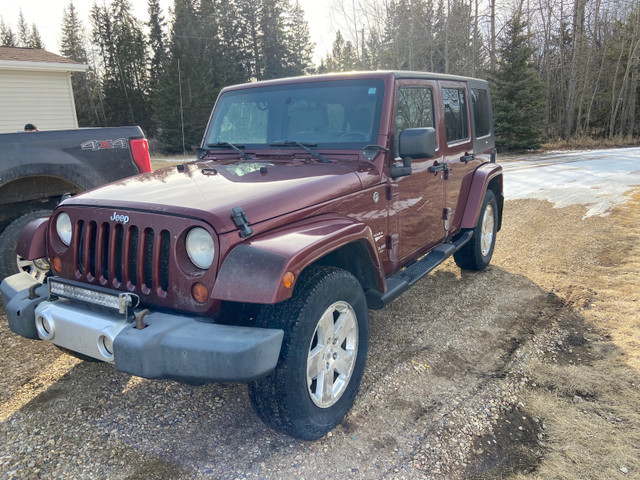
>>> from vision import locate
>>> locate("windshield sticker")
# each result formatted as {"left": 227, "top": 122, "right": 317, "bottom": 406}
{"left": 368, "top": 87, "right": 377, "bottom": 95}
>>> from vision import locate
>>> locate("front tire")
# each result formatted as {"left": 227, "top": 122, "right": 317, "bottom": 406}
{"left": 248, "top": 266, "right": 369, "bottom": 440}
{"left": 454, "top": 190, "right": 498, "bottom": 271}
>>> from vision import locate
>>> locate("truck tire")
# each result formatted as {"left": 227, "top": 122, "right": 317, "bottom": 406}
{"left": 454, "top": 190, "right": 498, "bottom": 271}
{"left": 248, "top": 265, "right": 369, "bottom": 440}
{"left": 0, "top": 210, "right": 52, "bottom": 282}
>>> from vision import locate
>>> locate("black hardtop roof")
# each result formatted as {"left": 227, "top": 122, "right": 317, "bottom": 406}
{"left": 221, "top": 70, "right": 489, "bottom": 92}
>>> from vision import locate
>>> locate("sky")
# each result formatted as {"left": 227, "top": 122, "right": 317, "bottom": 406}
{"left": 0, "top": 0, "right": 333, "bottom": 63}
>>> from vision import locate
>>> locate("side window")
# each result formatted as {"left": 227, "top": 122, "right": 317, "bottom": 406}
{"left": 471, "top": 88, "right": 491, "bottom": 138}
{"left": 394, "top": 87, "right": 435, "bottom": 157}
{"left": 442, "top": 87, "right": 469, "bottom": 143}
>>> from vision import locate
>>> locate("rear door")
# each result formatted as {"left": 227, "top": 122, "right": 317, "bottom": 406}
{"left": 440, "top": 82, "right": 481, "bottom": 233}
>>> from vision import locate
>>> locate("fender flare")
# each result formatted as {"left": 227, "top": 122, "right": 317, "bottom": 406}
{"left": 16, "top": 216, "right": 49, "bottom": 260}
{"left": 211, "top": 214, "right": 384, "bottom": 304}
{"left": 460, "top": 163, "right": 503, "bottom": 230}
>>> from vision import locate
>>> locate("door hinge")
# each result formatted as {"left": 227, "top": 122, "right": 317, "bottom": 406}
{"left": 386, "top": 184, "right": 399, "bottom": 200}
{"left": 443, "top": 207, "right": 452, "bottom": 231}
{"left": 386, "top": 234, "right": 399, "bottom": 263}
{"left": 460, "top": 153, "right": 475, "bottom": 164}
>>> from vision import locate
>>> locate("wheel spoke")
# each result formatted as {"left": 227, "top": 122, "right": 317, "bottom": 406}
{"left": 321, "top": 367, "right": 334, "bottom": 404}
{"left": 333, "top": 309, "right": 354, "bottom": 344}
{"left": 16, "top": 258, "right": 33, "bottom": 269}
{"left": 307, "top": 346, "right": 325, "bottom": 378}
{"left": 333, "top": 349, "right": 355, "bottom": 375}
{"left": 317, "top": 308, "right": 335, "bottom": 344}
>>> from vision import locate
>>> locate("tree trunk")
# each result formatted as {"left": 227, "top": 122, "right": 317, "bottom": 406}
{"left": 563, "top": 0, "right": 587, "bottom": 140}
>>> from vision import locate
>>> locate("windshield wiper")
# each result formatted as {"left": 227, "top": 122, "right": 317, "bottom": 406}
{"left": 269, "top": 140, "right": 330, "bottom": 163}
{"left": 205, "top": 141, "right": 251, "bottom": 160}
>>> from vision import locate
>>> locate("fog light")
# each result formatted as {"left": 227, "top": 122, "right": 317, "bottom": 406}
{"left": 192, "top": 282, "right": 209, "bottom": 303}
{"left": 98, "top": 335, "right": 114, "bottom": 360}
{"left": 35, "top": 315, "right": 55, "bottom": 340}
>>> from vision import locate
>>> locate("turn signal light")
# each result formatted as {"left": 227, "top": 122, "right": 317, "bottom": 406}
{"left": 52, "top": 257, "right": 62, "bottom": 273}
{"left": 191, "top": 282, "right": 209, "bottom": 304}
{"left": 282, "top": 271, "right": 295, "bottom": 288}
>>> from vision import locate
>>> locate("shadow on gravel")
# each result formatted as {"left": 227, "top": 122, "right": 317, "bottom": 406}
{"left": 0, "top": 263, "right": 628, "bottom": 479}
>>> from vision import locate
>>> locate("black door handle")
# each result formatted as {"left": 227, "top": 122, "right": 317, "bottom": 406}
{"left": 460, "top": 153, "right": 475, "bottom": 164}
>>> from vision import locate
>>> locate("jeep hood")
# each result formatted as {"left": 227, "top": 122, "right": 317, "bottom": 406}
{"left": 64, "top": 157, "right": 373, "bottom": 233}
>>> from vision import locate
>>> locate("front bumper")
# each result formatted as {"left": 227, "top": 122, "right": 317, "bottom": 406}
{"left": 1, "top": 273, "right": 284, "bottom": 383}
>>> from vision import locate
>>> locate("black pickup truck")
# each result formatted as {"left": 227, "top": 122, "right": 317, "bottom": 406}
{"left": 0, "top": 126, "right": 151, "bottom": 280}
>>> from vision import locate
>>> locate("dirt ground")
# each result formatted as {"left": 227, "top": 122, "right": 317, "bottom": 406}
{"left": 0, "top": 189, "right": 638, "bottom": 479}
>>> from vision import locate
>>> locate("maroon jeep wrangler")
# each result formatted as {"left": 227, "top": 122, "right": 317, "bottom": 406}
{"left": 1, "top": 71, "right": 502, "bottom": 440}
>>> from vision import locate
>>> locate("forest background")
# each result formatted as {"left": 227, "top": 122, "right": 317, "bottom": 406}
{"left": 1, "top": 0, "right": 637, "bottom": 152}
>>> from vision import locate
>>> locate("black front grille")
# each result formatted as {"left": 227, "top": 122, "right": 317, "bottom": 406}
{"left": 75, "top": 221, "right": 170, "bottom": 294}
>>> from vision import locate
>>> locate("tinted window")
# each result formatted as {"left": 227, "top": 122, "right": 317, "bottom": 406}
{"left": 206, "top": 79, "right": 385, "bottom": 148}
{"left": 442, "top": 87, "right": 469, "bottom": 143}
{"left": 394, "top": 87, "right": 435, "bottom": 156}
{"left": 471, "top": 88, "right": 491, "bottom": 138}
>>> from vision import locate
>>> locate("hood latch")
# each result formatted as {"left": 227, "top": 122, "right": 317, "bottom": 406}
{"left": 232, "top": 206, "right": 253, "bottom": 238}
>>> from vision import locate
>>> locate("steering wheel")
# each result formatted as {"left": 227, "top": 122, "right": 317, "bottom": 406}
{"left": 339, "top": 131, "right": 368, "bottom": 140}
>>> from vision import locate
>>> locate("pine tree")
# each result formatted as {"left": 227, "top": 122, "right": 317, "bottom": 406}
{"left": 0, "top": 18, "right": 17, "bottom": 46}
{"left": 283, "top": 0, "right": 314, "bottom": 76}
{"left": 61, "top": 0, "right": 103, "bottom": 126}
{"left": 17, "top": 10, "right": 29, "bottom": 47}
{"left": 147, "top": 0, "right": 167, "bottom": 99}
{"left": 154, "top": 0, "right": 218, "bottom": 152}
{"left": 489, "top": 14, "right": 546, "bottom": 151}
{"left": 260, "top": 0, "right": 290, "bottom": 79}
{"left": 91, "top": 0, "right": 151, "bottom": 132}
{"left": 324, "top": 30, "right": 345, "bottom": 72}
{"left": 28, "top": 25, "right": 44, "bottom": 49}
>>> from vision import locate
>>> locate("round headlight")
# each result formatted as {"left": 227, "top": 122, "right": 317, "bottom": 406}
{"left": 56, "top": 213, "right": 72, "bottom": 246}
{"left": 185, "top": 228, "right": 215, "bottom": 270}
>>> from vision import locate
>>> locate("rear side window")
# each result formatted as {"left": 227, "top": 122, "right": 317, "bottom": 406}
{"left": 442, "top": 87, "right": 468, "bottom": 143}
{"left": 394, "top": 87, "right": 435, "bottom": 156}
{"left": 471, "top": 88, "right": 491, "bottom": 138}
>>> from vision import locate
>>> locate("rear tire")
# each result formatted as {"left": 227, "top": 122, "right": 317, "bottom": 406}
{"left": 454, "top": 190, "right": 498, "bottom": 271}
{"left": 0, "top": 210, "right": 51, "bottom": 282}
{"left": 248, "top": 265, "right": 369, "bottom": 440}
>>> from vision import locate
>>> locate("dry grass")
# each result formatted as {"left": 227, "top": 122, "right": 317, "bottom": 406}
{"left": 150, "top": 156, "right": 188, "bottom": 171}
{"left": 507, "top": 192, "right": 640, "bottom": 479}
{"left": 542, "top": 134, "right": 639, "bottom": 150}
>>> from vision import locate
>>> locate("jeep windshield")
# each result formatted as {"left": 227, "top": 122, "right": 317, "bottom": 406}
{"left": 204, "top": 79, "right": 385, "bottom": 150}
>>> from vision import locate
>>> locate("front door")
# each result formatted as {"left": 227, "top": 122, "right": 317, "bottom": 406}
{"left": 390, "top": 80, "right": 446, "bottom": 263}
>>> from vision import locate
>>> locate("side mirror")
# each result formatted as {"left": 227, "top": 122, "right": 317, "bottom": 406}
{"left": 390, "top": 156, "right": 412, "bottom": 179}
{"left": 398, "top": 127, "right": 436, "bottom": 159}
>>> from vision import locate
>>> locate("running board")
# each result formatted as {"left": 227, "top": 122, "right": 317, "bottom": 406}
{"left": 365, "top": 230, "right": 473, "bottom": 310}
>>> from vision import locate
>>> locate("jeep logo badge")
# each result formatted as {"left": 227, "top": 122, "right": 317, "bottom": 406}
{"left": 110, "top": 212, "right": 130, "bottom": 224}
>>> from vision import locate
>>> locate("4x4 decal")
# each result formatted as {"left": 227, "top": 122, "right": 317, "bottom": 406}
{"left": 81, "top": 138, "right": 128, "bottom": 151}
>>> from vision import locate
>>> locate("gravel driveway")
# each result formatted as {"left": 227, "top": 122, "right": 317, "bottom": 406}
{"left": 1, "top": 151, "right": 637, "bottom": 479}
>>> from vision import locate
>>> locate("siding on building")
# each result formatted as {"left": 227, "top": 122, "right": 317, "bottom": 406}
{"left": 0, "top": 47, "right": 87, "bottom": 134}
{"left": 0, "top": 69, "right": 78, "bottom": 133}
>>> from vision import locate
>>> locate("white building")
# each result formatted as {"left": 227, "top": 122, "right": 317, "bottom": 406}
{"left": 0, "top": 47, "right": 88, "bottom": 133}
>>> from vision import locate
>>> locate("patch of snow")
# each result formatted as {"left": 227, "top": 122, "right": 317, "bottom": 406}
{"left": 503, "top": 148, "right": 640, "bottom": 218}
